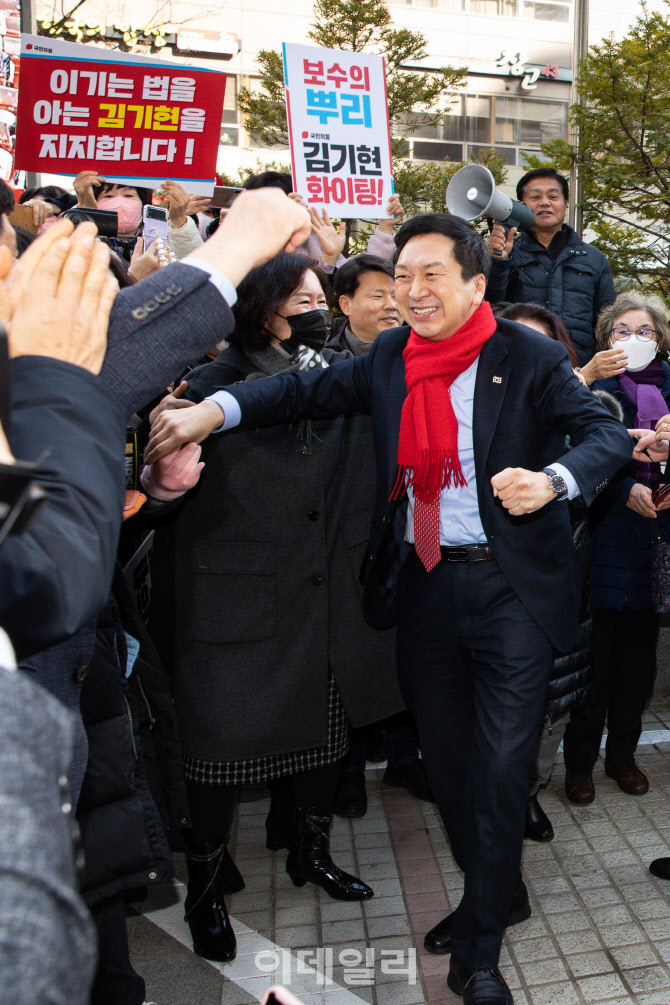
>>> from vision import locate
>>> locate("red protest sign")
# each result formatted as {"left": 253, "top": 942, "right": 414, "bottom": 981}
{"left": 14, "top": 34, "right": 226, "bottom": 194}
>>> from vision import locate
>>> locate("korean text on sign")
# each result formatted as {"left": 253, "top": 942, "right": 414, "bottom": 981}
{"left": 14, "top": 34, "right": 227, "bottom": 195}
{"left": 282, "top": 43, "right": 394, "bottom": 219}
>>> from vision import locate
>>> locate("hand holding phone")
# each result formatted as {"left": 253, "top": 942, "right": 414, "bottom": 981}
{"left": 143, "top": 204, "right": 169, "bottom": 252}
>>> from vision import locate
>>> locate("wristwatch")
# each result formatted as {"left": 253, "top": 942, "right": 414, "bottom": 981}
{"left": 543, "top": 467, "right": 568, "bottom": 500}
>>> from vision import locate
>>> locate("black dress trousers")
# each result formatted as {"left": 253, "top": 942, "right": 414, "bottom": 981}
{"left": 563, "top": 607, "right": 659, "bottom": 773}
{"left": 396, "top": 551, "right": 553, "bottom": 969}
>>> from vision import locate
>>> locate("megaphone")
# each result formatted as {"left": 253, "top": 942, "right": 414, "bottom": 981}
{"left": 446, "top": 165, "right": 535, "bottom": 233}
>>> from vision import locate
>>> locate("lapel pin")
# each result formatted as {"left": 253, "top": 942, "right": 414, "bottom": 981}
{"left": 492, "top": 376, "right": 502, "bottom": 384}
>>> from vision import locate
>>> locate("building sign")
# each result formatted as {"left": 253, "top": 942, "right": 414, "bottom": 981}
{"left": 494, "top": 49, "right": 569, "bottom": 90}
{"left": 176, "top": 31, "right": 239, "bottom": 58}
{"left": 282, "top": 42, "right": 393, "bottom": 219}
{"left": 14, "top": 34, "right": 227, "bottom": 194}
{"left": 38, "top": 18, "right": 240, "bottom": 60}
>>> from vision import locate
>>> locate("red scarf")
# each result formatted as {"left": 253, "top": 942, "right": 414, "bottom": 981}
{"left": 392, "top": 301, "right": 497, "bottom": 502}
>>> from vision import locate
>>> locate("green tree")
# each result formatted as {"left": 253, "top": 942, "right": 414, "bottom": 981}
{"left": 237, "top": 0, "right": 478, "bottom": 214}
{"left": 524, "top": 3, "right": 670, "bottom": 298}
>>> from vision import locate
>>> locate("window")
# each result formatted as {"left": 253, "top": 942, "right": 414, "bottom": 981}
{"left": 412, "top": 140, "right": 464, "bottom": 161}
{"left": 221, "top": 75, "right": 237, "bottom": 125}
{"left": 524, "top": 2, "right": 570, "bottom": 20}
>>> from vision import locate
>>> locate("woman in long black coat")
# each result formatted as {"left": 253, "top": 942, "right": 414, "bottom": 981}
{"left": 143, "top": 253, "right": 404, "bottom": 963}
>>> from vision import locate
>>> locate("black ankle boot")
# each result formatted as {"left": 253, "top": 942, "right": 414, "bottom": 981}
{"left": 285, "top": 807, "right": 374, "bottom": 900}
{"left": 184, "top": 837, "right": 238, "bottom": 961}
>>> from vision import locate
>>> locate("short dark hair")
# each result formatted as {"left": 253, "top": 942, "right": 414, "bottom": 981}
{"left": 230, "top": 252, "right": 327, "bottom": 349}
{"left": 516, "top": 169, "right": 569, "bottom": 203}
{"left": 19, "top": 185, "right": 68, "bottom": 205}
{"left": 93, "top": 181, "right": 154, "bottom": 206}
{"left": 333, "top": 254, "right": 394, "bottom": 301}
{"left": 15, "top": 226, "right": 36, "bottom": 256}
{"left": 496, "top": 302, "right": 578, "bottom": 367}
{"left": 242, "top": 171, "right": 293, "bottom": 195}
{"left": 0, "top": 178, "right": 14, "bottom": 217}
{"left": 394, "top": 213, "right": 491, "bottom": 283}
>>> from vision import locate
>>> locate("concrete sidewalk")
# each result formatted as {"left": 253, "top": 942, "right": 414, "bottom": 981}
{"left": 130, "top": 699, "right": 670, "bottom": 1005}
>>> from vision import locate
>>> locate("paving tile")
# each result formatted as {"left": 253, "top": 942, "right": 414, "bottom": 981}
{"left": 363, "top": 895, "right": 407, "bottom": 918}
{"left": 366, "top": 915, "right": 411, "bottom": 938}
{"left": 401, "top": 873, "right": 446, "bottom": 895}
{"left": 374, "top": 981, "right": 425, "bottom": 1005}
{"left": 545, "top": 911, "right": 593, "bottom": 934}
{"left": 403, "top": 892, "right": 448, "bottom": 916}
{"left": 598, "top": 922, "right": 647, "bottom": 947}
{"left": 564, "top": 950, "right": 614, "bottom": 978}
{"left": 554, "top": 929, "right": 602, "bottom": 954}
{"left": 275, "top": 905, "right": 321, "bottom": 927}
{"left": 510, "top": 936, "right": 556, "bottom": 963}
{"left": 624, "top": 964, "right": 670, "bottom": 993}
{"left": 320, "top": 919, "right": 367, "bottom": 944}
{"left": 520, "top": 957, "right": 569, "bottom": 985}
{"left": 576, "top": 973, "right": 628, "bottom": 999}
{"left": 610, "top": 942, "right": 660, "bottom": 969}
{"left": 523, "top": 985, "right": 580, "bottom": 1005}
{"left": 319, "top": 901, "right": 364, "bottom": 923}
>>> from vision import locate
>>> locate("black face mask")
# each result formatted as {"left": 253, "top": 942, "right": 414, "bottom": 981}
{"left": 277, "top": 308, "right": 331, "bottom": 354}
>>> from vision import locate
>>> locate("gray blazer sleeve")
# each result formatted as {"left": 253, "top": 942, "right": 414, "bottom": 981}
{"left": 100, "top": 261, "right": 236, "bottom": 415}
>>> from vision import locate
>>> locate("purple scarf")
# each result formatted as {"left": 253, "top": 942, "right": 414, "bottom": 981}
{"left": 619, "top": 361, "right": 667, "bottom": 484}
{"left": 618, "top": 361, "right": 667, "bottom": 429}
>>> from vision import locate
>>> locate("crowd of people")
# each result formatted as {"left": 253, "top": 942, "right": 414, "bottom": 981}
{"left": 3, "top": 162, "right": 670, "bottom": 1005}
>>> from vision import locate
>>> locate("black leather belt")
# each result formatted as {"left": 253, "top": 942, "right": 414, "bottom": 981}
{"left": 440, "top": 544, "right": 493, "bottom": 562}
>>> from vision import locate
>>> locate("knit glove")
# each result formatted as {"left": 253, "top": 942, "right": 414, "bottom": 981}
{"left": 141, "top": 442, "right": 204, "bottom": 501}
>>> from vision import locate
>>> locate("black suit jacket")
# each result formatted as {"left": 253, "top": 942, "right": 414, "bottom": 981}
{"left": 222, "top": 319, "right": 632, "bottom": 651}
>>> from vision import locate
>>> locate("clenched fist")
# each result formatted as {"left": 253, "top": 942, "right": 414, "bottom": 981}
{"left": 491, "top": 467, "right": 557, "bottom": 515}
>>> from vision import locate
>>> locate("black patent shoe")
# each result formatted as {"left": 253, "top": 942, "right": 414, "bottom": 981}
{"left": 184, "top": 838, "right": 237, "bottom": 962}
{"left": 334, "top": 769, "right": 368, "bottom": 818}
{"left": 649, "top": 857, "right": 670, "bottom": 880}
{"left": 286, "top": 808, "right": 374, "bottom": 900}
{"left": 524, "top": 793, "right": 554, "bottom": 843}
{"left": 424, "top": 881, "right": 530, "bottom": 955}
{"left": 447, "top": 963, "right": 514, "bottom": 1004}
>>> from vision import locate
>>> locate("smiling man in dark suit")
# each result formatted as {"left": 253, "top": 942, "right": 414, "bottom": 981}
{"left": 145, "top": 213, "right": 631, "bottom": 1005}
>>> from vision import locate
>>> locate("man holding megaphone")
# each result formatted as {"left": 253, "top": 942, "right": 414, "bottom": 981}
{"left": 483, "top": 168, "right": 616, "bottom": 365}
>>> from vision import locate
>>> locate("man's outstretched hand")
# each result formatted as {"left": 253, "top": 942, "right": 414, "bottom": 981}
{"left": 491, "top": 467, "right": 556, "bottom": 515}
{"left": 144, "top": 399, "right": 225, "bottom": 464}
{"left": 188, "top": 188, "right": 311, "bottom": 287}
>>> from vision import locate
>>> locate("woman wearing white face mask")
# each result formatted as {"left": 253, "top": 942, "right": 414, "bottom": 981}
{"left": 563, "top": 292, "right": 670, "bottom": 807}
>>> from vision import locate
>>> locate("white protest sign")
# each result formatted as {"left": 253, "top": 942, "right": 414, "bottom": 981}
{"left": 282, "top": 42, "right": 394, "bottom": 219}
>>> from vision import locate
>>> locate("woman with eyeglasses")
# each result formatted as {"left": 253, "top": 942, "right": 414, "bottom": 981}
{"left": 563, "top": 292, "right": 670, "bottom": 806}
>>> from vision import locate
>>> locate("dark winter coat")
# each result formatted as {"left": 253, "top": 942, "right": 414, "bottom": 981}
{"left": 485, "top": 225, "right": 616, "bottom": 364}
{"left": 162, "top": 343, "right": 404, "bottom": 763}
{"left": 589, "top": 366, "right": 670, "bottom": 612}
{"left": 545, "top": 511, "right": 591, "bottom": 722}
{"left": 77, "top": 567, "right": 188, "bottom": 907}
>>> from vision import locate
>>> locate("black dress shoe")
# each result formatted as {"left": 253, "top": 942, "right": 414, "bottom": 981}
{"left": 382, "top": 758, "right": 435, "bottom": 802}
{"left": 524, "top": 793, "right": 554, "bottom": 842}
{"left": 286, "top": 808, "right": 374, "bottom": 900}
{"left": 424, "top": 881, "right": 530, "bottom": 955}
{"left": 447, "top": 963, "right": 513, "bottom": 1004}
{"left": 649, "top": 857, "right": 670, "bottom": 880}
{"left": 334, "top": 769, "right": 368, "bottom": 818}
